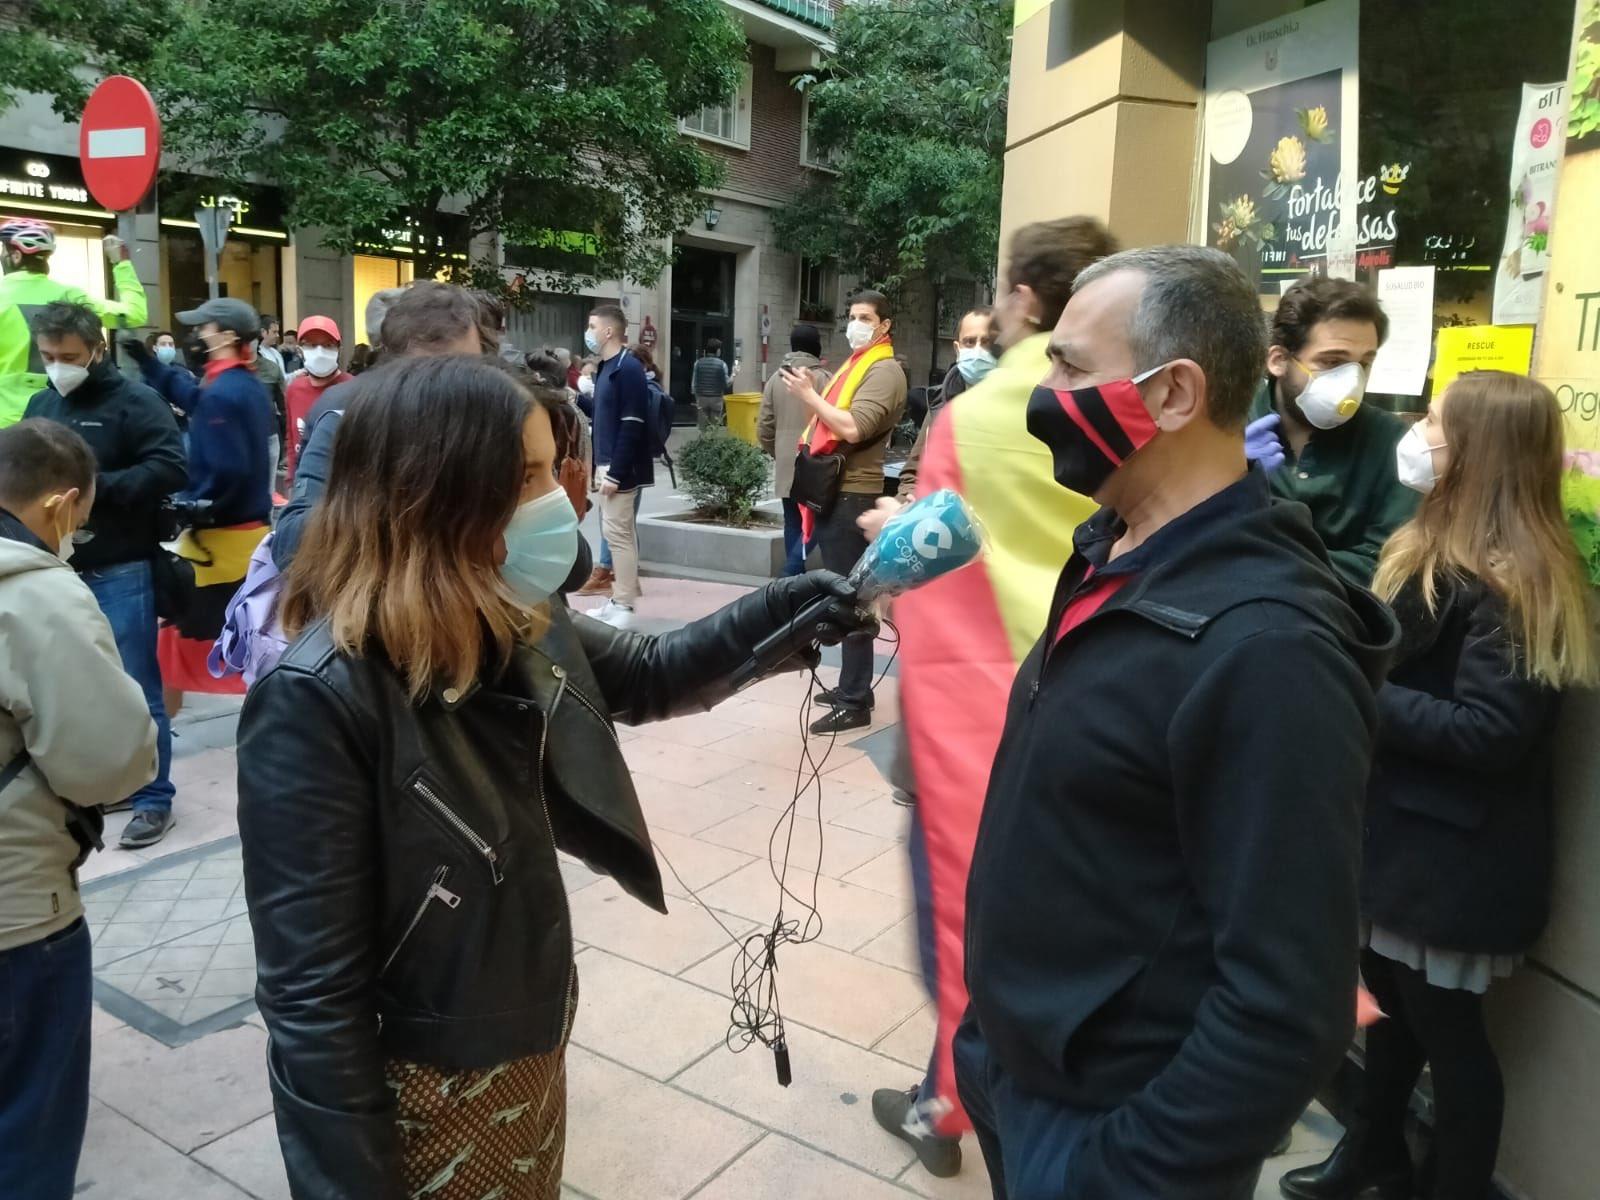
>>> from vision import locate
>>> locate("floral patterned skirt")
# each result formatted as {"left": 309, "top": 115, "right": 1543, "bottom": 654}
{"left": 385, "top": 1045, "right": 567, "bottom": 1200}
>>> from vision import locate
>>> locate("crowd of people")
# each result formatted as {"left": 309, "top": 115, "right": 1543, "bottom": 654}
{"left": 0, "top": 209, "right": 1594, "bottom": 1200}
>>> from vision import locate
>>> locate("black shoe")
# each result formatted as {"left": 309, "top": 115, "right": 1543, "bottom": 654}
{"left": 813, "top": 687, "right": 843, "bottom": 707}
{"left": 119, "top": 810, "right": 177, "bottom": 849}
{"left": 872, "top": 1085, "right": 962, "bottom": 1179}
{"left": 1279, "top": 1134, "right": 1411, "bottom": 1200}
{"left": 809, "top": 705, "right": 871, "bottom": 735}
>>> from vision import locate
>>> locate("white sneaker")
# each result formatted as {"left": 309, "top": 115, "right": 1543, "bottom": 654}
{"left": 592, "top": 599, "right": 636, "bottom": 630}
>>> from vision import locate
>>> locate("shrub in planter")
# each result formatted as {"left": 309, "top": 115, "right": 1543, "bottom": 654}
{"left": 677, "top": 431, "right": 771, "bottom": 527}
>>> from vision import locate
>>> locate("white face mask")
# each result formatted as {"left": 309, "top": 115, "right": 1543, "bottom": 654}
{"left": 577, "top": 374, "right": 595, "bottom": 397}
{"left": 46, "top": 360, "right": 92, "bottom": 397}
{"left": 1395, "top": 422, "right": 1444, "bottom": 493}
{"left": 302, "top": 346, "right": 340, "bottom": 377}
{"left": 1292, "top": 360, "right": 1366, "bottom": 430}
{"left": 846, "top": 319, "right": 877, "bottom": 352}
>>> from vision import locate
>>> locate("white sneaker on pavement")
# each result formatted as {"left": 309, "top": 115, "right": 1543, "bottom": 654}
{"left": 592, "top": 599, "right": 636, "bottom": 630}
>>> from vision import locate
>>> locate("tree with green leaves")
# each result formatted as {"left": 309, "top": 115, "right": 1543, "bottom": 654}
{"left": 0, "top": 0, "right": 745, "bottom": 288}
{"left": 773, "top": 0, "right": 1010, "bottom": 295}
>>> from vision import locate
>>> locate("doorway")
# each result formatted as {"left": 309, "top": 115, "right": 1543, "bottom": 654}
{"left": 669, "top": 244, "right": 737, "bottom": 424}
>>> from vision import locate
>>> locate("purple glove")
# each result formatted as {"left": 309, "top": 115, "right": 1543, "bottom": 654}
{"left": 1245, "top": 412, "right": 1286, "bottom": 473}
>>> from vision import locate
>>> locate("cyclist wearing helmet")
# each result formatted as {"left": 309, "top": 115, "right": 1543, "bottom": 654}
{"left": 0, "top": 219, "right": 149, "bottom": 427}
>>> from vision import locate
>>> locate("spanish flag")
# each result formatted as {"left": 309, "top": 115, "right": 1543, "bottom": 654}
{"left": 797, "top": 338, "right": 895, "bottom": 542}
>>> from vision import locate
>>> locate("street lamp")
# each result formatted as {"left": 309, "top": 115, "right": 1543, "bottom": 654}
{"left": 704, "top": 207, "right": 722, "bottom": 230}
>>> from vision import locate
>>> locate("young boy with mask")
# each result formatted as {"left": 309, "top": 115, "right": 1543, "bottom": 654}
{"left": 282, "top": 315, "right": 353, "bottom": 484}
{"left": 1245, "top": 278, "right": 1417, "bottom": 586}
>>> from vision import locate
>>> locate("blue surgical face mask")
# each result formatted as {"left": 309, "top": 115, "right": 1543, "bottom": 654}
{"left": 583, "top": 328, "right": 602, "bottom": 355}
{"left": 956, "top": 345, "right": 997, "bottom": 385}
{"left": 154, "top": 344, "right": 178, "bottom": 365}
{"left": 502, "top": 488, "right": 579, "bottom": 605}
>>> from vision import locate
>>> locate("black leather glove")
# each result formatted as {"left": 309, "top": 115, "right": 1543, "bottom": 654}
{"left": 120, "top": 336, "right": 152, "bottom": 364}
{"left": 758, "top": 570, "right": 878, "bottom": 648}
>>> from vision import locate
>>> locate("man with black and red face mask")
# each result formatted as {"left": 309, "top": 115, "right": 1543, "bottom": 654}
{"left": 956, "top": 245, "right": 1401, "bottom": 1200}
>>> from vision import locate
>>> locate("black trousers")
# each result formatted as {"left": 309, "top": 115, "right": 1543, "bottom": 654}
{"left": 1358, "top": 947, "right": 1505, "bottom": 1199}
{"left": 814, "top": 491, "right": 877, "bottom": 709}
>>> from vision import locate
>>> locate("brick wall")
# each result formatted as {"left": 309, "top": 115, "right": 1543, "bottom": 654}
{"left": 699, "top": 43, "right": 817, "bottom": 203}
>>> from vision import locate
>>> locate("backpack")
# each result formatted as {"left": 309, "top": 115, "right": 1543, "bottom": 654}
{"left": 207, "top": 533, "right": 290, "bottom": 688}
{"left": 644, "top": 377, "right": 673, "bottom": 461}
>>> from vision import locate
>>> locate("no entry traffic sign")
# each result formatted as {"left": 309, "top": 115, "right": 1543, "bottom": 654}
{"left": 78, "top": 76, "right": 161, "bottom": 212}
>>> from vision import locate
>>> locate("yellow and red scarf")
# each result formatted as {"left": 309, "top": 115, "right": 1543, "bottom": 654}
{"left": 798, "top": 338, "right": 894, "bottom": 539}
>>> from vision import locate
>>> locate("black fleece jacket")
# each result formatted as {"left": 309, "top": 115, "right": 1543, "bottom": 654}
{"left": 964, "top": 469, "right": 1399, "bottom": 1200}
{"left": 25, "top": 361, "right": 186, "bottom": 570}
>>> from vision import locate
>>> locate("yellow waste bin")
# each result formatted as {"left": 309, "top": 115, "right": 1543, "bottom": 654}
{"left": 724, "top": 392, "right": 761, "bottom": 445}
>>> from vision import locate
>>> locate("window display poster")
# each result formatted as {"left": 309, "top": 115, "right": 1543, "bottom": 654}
{"left": 1534, "top": 0, "right": 1600, "bottom": 453}
{"left": 1494, "top": 82, "right": 1568, "bottom": 327}
{"left": 1200, "top": 0, "right": 1361, "bottom": 292}
{"left": 1367, "top": 266, "right": 1436, "bottom": 396}
{"left": 1433, "top": 325, "right": 1536, "bottom": 396}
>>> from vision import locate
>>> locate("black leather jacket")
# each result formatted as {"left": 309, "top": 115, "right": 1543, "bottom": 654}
{"left": 236, "top": 576, "right": 853, "bottom": 1199}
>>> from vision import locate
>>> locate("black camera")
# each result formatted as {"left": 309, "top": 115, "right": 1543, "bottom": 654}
{"left": 165, "top": 496, "right": 218, "bottom": 530}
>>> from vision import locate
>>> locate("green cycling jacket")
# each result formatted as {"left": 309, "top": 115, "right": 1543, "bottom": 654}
{"left": 0, "top": 258, "right": 148, "bottom": 426}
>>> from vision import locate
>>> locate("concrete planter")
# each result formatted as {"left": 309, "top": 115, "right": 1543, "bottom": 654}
{"left": 637, "top": 505, "right": 785, "bottom": 579}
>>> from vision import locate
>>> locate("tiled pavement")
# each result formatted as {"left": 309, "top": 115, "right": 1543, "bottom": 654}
{"left": 73, "top": 579, "right": 1338, "bottom": 1199}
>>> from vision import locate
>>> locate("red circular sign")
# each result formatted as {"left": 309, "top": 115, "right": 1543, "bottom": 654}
{"left": 1531, "top": 117, "right": 1553, "bottom": 149}
{"left": 78, "top": 76, "right": 161, "bottom": 212}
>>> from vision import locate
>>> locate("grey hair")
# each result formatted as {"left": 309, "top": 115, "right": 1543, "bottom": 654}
{"left": 1071, "top": 245, "right": 1266, "bottom": 430}
{"left": 365, "top": 286, "right": 409, "bottom": 346}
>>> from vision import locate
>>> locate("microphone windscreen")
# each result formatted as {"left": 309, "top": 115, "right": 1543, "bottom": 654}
{"left": 852, "top": 489, "right": 984, "bottom": 602}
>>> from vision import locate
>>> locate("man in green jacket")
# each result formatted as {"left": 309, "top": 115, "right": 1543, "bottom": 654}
{"left": 1245, "top": 278, "right": 1417, "bottom": 586}
{"left": 0, "top": 218, "right": 148, "bottom": 427}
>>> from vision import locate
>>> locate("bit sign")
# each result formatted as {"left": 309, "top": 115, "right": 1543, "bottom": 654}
{"left": 78, "top": 76, "right": 162, "bottom": 213}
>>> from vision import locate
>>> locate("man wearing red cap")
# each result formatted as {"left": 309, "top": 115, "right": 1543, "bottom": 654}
{"left": 282, "top": 316, "right": 351, "bottom": 484}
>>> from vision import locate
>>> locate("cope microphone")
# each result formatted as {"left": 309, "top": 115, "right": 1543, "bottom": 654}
{"left": 729, "top": 489, "right": 984, "bottom": 691}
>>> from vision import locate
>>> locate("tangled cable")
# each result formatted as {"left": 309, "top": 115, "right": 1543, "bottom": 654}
{"left": 653, "top": 618, "right": 902, "bottom": 1085}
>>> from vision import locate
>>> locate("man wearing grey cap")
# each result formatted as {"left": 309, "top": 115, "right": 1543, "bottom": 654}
{"left": 121, "top": 297, "right": 273, "bottom": 847}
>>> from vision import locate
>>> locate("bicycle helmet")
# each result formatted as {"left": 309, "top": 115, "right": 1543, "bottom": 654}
{"left": 0, "top": 218, "right": 56, "bottom": 255}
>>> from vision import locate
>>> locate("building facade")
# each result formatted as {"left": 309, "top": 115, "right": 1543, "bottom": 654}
{"left": 0, "top": 0, "right": 952, "bottom": 406}
{"left": 1005, "top": 2, "right": 1600, "bottom": 1197}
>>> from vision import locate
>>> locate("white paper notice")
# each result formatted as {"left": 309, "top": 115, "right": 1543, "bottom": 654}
{"left": 1367, "top": 266, "right": 1435, "bottom": 396}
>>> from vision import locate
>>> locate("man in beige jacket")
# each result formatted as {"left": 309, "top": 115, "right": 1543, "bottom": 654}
{"left": 0, "top": 418, "right": 158, "bottom": 1196}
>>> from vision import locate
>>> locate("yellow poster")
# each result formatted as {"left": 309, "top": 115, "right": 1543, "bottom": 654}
{"left": 1433, "top": 325, "right": 1536, "bottom": 395}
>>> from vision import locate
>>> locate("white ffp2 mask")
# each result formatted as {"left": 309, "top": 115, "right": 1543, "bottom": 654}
{"left": 46, "top": 361, "right": 91, "bottom": 397}
{"left": 1294, "top": 361, "right": 1366, "bottom": 430}
{"left": 1395, "top": 422, "right": 1443, "bottom": 493}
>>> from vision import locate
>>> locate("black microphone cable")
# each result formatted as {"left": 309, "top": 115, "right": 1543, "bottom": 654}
{"left": 652, "top": 617, "right": 902, "bottom": 1086}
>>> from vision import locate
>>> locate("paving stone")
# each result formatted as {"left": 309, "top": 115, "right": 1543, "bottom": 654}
{"left": 567, "top": 877, "right": 752, "bottom": 974}
{"left": 857, "top": 913, "right": 924, "bottom": 976}
{"left": 691, "top": 859, "right": 910, "bottom": 955}
{"left": 192, "top": 1113, "right": 290, "bottom": 1200}
{"left": 702, "top": 726, "right": 866, "bottom": 771}
{"left": 698, "top": 760, "right": 889, "bottom": 821}
{"left": 632, "top": 771, "right": 755, "bottom": 836}
{"left": 89, "top": 1023, "right": 272, "bottom": 1153}
{"left": 695, "top": 1132, "right": 914, "bottom": 1199}
{"left": 649, "top": 827, "right": 755, "bottom": 898}
{"left": 673, "top": 1021, "right": 918, "bottom": 1178}
{"left": 75, "top": 1100, "right": 254, "bottom": 1199}
{"left": 569, "top": 949, "right": 732, "bottom": 1081}
{"left": 619, "top": 734, "right": 747, "bottom": 786}
{"left": 829, "top": 794, "right": 913, "bottom": 841}
{"left": 562, "top": 1045, "right": 761, "bottom": 1200}
{"left": 871, "top": 1003, "right": 937, "bottom": 1071}
{"left": 695, "top": 808, "right": 898, "bottom": 881}
{"left": 843, "top": 844, "right": 914, "bottom": 900}
{"left": 684, "top": 938, "right": 925, "bottom": 1051}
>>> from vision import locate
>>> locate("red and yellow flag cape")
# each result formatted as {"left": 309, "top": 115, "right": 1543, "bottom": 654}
{"left": 797, "top": 339, "right": 895, "bottom": 541}
{"left": 893, "top": 332, "right": 1096, "bottom": 1132}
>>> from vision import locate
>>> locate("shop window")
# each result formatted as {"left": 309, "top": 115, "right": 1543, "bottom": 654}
{"left": 681, "top": 63, "right": 753, "bottom": 149}
{"left": 352, "top": 254, "right": 415, "bottom": 345}
{"left": 1198, "top": 0, "right": 1577, "bottom": 409}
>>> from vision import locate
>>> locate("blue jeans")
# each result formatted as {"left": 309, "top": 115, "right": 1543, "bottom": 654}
{"left": 0, "top": 919, "right": 93, "bottom": 1200}
{"left": 781, "top": 498, "right": 807, "bottom": 576}
{"left": 597, "top": 487, "right": 643, "bottom": 570}
{"left": 81, "top": 560, "right": 174, "bottom": 814}
{"left": 953, "top": 1017, "right": 1095, "bottom": 1200}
